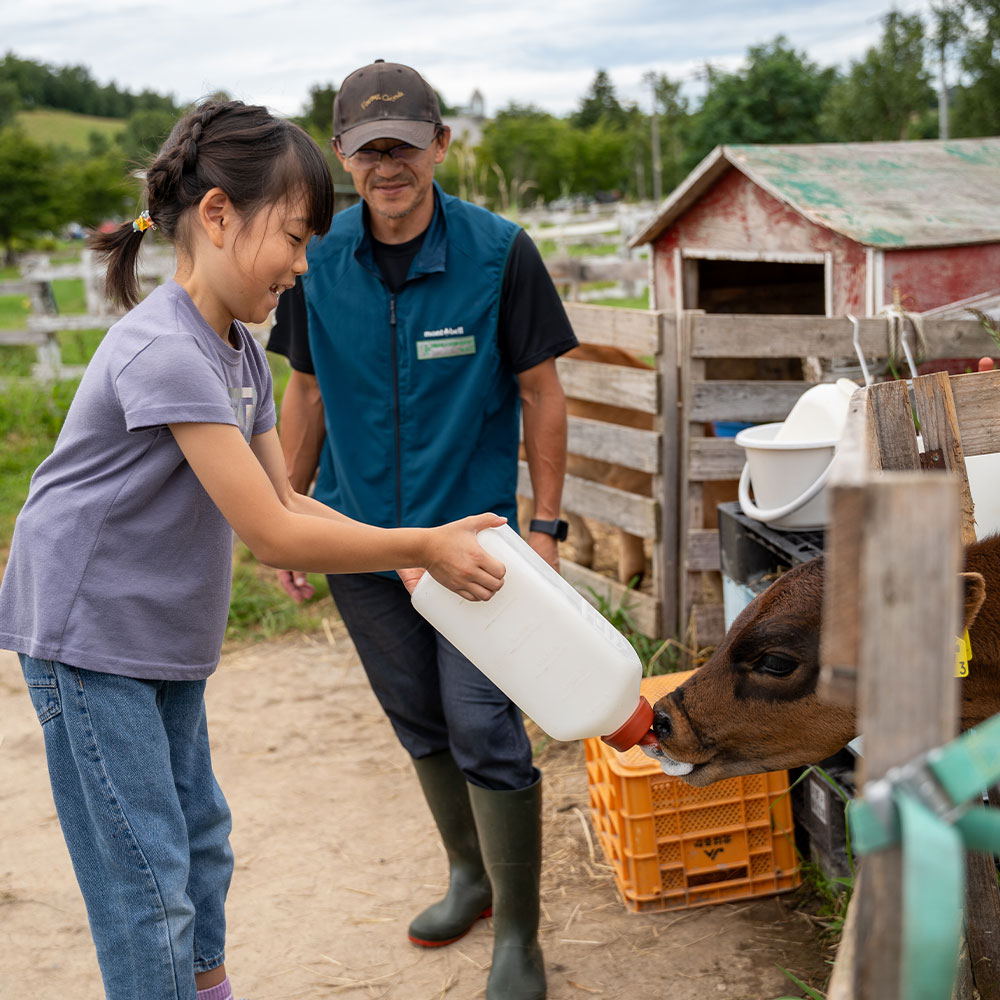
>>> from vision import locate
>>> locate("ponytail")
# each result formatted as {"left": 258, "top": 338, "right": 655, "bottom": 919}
{"left": 88, "top": 215, "right": 154, "bottom": 311}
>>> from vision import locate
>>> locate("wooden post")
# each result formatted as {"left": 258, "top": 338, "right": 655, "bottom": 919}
{"left": 830, "top": 473, "right": 962, "bottom": 998}
{"left": 656, "top": 311, "right": 679, "bottom": 639}
{"left": 22, "top": 256, "right": 62, "bottom": 380}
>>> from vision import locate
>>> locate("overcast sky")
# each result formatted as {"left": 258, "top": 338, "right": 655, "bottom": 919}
{"left": 3, "top": 0, "right": 941, "bottom": 120}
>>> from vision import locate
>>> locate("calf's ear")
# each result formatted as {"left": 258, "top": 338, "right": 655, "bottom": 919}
{"left": 960, "top": 572, "right": 987, "bottom": 632}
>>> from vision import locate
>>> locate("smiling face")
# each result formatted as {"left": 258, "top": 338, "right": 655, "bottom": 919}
{"left": 226, "top": 194, "right": 311, "bottom": 325}
{"left": 336, "top": 130, "right": 450, "bottom": 243}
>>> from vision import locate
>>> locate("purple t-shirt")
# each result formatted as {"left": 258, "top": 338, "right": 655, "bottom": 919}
{"left": 0, "top": 281, "right": 275, "bottom": 680}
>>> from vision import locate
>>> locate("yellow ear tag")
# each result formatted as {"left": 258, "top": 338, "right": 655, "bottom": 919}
{"left": 956, "top": 629, "right": 972, "bottom": 678}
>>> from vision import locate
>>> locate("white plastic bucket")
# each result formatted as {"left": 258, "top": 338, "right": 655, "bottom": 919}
{"left": 736, "top": 423, "right": 839, "bottom": 530}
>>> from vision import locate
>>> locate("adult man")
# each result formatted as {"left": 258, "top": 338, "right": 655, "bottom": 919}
{"left": 268, "top": 60, "right": 577, "bottom": 1000}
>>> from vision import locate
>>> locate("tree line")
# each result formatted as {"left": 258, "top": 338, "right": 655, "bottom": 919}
{"left": 441, "top": 3, "right": 999, "bottom": 210}
{"left": 0, "top": 2, "right": 998, "bottom": 261}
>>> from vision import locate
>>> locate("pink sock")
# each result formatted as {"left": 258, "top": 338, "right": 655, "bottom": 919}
{"left": 197, "top": 976, "right": 234, "bottom": 1000}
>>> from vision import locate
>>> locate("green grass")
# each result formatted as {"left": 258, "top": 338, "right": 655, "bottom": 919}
{"left": 226, "top": 544, "right": 332, "bottom": 644}
{"left": 15, "top": 108, "right": 123, "bottom": 151}
{"left": 56, "top": 328, "right": 105, "bottom": 366}
{"left": 537, "top": 239, "right": 624, "bottom": 259}
{"left": 586, "top": 289, "right": 650, "bottom": 310}
{"left": 0, "top": 379, "right": 78, "bottom": 547}
{"left": 589, "top": 582, "right": 683, "bottom": 676}
{"left": 50, "top": 278, "right": 86, "bottom": 313}
{"left": 0, "top": 278, "right": 88, "bottom": 344}
{"left": 0, "top": 295, "right": 30, "bottom": 329}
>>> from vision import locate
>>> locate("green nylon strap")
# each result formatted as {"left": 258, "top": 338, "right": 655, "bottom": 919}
{"left": 897, "top": 793, "right": 964, "bottom": 1000}
{"left": 847, "top": 714, "right": 1000, "bottom": 999}
{"left": 928, "top": 713, "right": 1000, "bottom": 806}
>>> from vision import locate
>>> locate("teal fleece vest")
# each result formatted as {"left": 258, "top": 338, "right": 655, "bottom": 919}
{"left": 302, "top": 184, "right": 521, "bottom": 529}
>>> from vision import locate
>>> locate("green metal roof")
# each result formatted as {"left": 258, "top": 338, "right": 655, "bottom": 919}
{"left": 631, "top": 138, "right": 1000, "bottom": 250}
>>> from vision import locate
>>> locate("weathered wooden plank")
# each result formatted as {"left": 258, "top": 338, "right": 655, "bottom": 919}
{"left": 0, "top": 281, "right": 38, "bottom": 296}
{"left": 948, "top": 369, "right": 1000, "bottom": 458}
{"left": 658, "top": 313, "right": 681, "bottom": 638}
{"left": 676, "top": 314, "right": 704, "bottom": 654}
{"left": 691, "top": 313, "right": 862, "bottom": 358}
{"left": 547, "top": 257, "right": 648, "bottom": 283}
{"left": 688, "top": 380, "right": 812, "bottom": 423}
{"left": 27, "top": 314, "right": 120, "bottom": 333}
{"left": 560, "top": 560, "right": 660, "bottom": 638}
{"left": 557, "top": 357, "right": 659, "bottom": 413}
{"left": 567, "top": 416, "right": 660, "bottom": 473}
{"left": 817, "top": 391, "right": 869, "bottom": 709}
{"left": 0, "top": 328, "right": 47, "bottom": 346}
{"left": 851, "top": 475, "right": 961, "bottom": 1000}
{"left": 686, "top": 529, "right": 721, "bottom": 572}
{"left": 690, "top": 602, "right": 725, "bottom": 649}
{"left": 865, "top": 379, "right": 921, "bottom": 472}
{"left": 688, "top": 438, "right": 745, "bottom": 481}
{"left": 690, "top": 314, "right": 996, "bottom": 361}
{"left": 912, "top": 371, "right": 976, "bottom": 543}
{"left": 818, "top": 486, "right": 867, "bottom": 709}
{"left": 517, "top": 463, "right": 657, "bottom": 538}
{"left": 563, "top": 302, "right": 663, "bottom": 356}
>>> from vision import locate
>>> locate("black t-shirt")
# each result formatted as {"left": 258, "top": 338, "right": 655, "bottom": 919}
{"left": 267, "top": 228, "right": 578, "bottom": 375}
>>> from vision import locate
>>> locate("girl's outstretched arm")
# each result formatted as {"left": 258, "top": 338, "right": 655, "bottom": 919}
{"left": 169, "top": 422, "right": 506, "bottom": 600}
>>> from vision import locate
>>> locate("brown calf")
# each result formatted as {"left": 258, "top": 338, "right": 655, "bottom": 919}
{"left": 649, "top": 536, "right": 997, "bottom": 786}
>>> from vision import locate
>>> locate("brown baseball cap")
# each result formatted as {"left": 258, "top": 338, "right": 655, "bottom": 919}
{"left": 333, "top": 60, "right": 443, "bottom": 156}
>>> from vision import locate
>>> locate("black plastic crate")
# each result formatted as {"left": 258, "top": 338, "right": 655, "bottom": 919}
{"left": 789, "top": 753, "right": 856, "bottom": 882}
{"left": 717, "top": 501, "right": 824, "bottom": 596}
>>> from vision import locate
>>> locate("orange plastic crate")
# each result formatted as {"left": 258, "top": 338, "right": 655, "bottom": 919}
{"left": 585, "top": 671, "right": 800, "bottom": 912}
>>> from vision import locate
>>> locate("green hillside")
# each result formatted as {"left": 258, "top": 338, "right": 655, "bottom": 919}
{"left": 15, "top": 108, "right": 123, "bottom": 150}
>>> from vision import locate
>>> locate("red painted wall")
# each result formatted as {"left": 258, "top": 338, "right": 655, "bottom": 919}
{"left": 651, "top": 167, "right": 867, "bottom": 315}
{"left": 882, "top": 243, "right": 1000, "bottom": 313}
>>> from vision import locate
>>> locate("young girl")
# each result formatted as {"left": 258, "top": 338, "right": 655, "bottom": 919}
{"left": 0, "top": 100, "right": 505, "bottom": 1000}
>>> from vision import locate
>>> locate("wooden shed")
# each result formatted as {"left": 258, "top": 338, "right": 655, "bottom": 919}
{"left": 632, "top": 137, "right": 1000, "bottom": 318}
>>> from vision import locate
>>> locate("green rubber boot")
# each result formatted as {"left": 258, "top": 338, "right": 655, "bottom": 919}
{"left": 407, "top": 751, "right": 493, "bottom": 947}
{"left": 469, "top": 771, "right": 546, "bottom": 1000}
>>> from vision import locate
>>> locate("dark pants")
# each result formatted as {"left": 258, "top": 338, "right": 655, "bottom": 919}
{"left": 327, "top": 572, "right": 535, "bottom": 791}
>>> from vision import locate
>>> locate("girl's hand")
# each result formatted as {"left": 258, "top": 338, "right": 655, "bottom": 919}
{"left": 424, "top": 514, "right": 507, "bottom": 601}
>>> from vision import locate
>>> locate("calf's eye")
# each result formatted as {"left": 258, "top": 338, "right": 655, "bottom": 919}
{"left": 755, "top": 653, "right": 798, "bottom": 677}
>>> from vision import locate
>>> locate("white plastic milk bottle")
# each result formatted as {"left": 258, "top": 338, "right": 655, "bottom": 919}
{"left": 410, "top": 524, "right": 654, "bottom": 751}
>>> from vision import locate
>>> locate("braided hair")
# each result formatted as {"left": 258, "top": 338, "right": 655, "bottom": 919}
{"left": 90, "top": 99, "right": 334, "bottom": 309}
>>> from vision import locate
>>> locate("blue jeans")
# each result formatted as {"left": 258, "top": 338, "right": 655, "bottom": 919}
{"left": 20, "top": 655, "right": 233, "bottom": 1000}
{"left": 327, "top": 572, "right": 535, "bottom": 790}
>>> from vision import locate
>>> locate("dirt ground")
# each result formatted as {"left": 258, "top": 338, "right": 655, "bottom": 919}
{"left": 0, "top": 625, "right": 833, "bottom": 1000}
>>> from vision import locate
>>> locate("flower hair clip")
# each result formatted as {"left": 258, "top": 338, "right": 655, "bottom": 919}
{"left": 132, "top": 210, "right": 157, "bottom": 233}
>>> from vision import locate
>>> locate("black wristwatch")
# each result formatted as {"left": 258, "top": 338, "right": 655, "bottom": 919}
{"left": 529, "top": 518, "right": 569, "bottom": 541}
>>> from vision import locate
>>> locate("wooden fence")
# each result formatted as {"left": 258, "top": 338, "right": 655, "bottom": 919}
{"left": 678, "top": 312, "right": 1000, "bottom": 650}
{"left": 0, "top": 248, "right": 175, "bottom": 378}
{"left": 520, "top": 202, "right": 653, "bottom": 303}
{"left": 516, "top": 303, "right": 676, "bottom": 638}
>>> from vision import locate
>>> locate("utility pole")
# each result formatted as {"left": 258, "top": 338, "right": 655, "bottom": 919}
{"left": 932, "top": 3, "right": 962, "bottom": 140}
{"left": 643, "top": 71, "right": 663, "bottom": 203}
